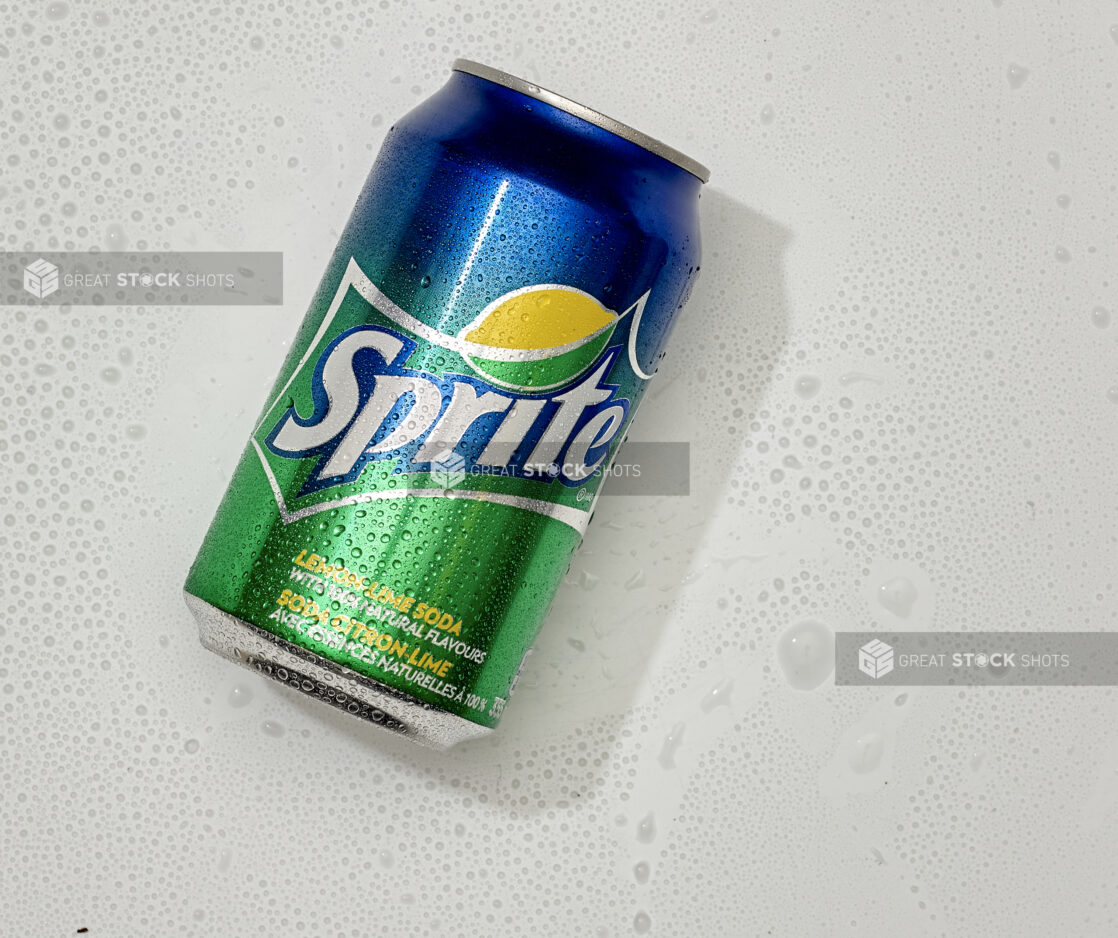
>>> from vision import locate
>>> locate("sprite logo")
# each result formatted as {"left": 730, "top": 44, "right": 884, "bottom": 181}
{"left": 253, "top": 258, "right": 656, "bottom": 532}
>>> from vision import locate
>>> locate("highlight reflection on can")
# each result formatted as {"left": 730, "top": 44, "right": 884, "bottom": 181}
{"left": 184, "top": 60, "right": 709, "bottom": 746}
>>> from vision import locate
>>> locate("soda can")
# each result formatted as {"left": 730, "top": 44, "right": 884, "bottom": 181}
{"left": 184, "top": 60, "right": 709, "bottom": 746}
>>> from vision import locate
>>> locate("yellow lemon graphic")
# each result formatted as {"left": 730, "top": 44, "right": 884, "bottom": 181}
{"left": 458, "top": 284, "right": 618, "bottom": 391}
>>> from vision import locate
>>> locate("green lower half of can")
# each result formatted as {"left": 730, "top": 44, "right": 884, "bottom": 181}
{"left": 183, "top": 444, "right": 581, "bottom": 746}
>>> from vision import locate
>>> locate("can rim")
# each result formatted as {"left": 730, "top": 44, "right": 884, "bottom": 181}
{"left": 451, "top": 59, "right": 711, "bottom": 184}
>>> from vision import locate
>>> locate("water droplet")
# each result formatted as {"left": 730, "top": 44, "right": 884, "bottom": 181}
{"left": 228, "top": 685, "right": 252, "bottom": 708}
{"left": 378, "top": 849, "right": 394, "bottom": 868}
{"left": 1047, "top": 151, "right": 1060, "bottom": 170}
{"left": 795, "top": 374, "right": 820, "bottom": 398}
{"left": 100, "top": 366, "right": 121, "bottom": 384}
{"left": 877, "top": 577, "right": 918, "bottom": 618}
{"left": 1056, "top": 194, "right": 1070, "bottom": 208}
{"left": 839, "top": 371, "right": 883, "bottom": 386}
{"left": 184, "top": 738, "right": 199, "bottom": 754}
{"left": 634, "top": 911, "right": 652, "bottom": 934}
{"left": 634, "top": 861, "right": 650, "bottom": 884}
{"left": 261, "top": 720, "right": 285, "bottom": 737}
{"left": 700, "top": 679, "right": 733, "bottom": 712}
{"left": 1091, "top": 306, "right": 1110, "bottom": 328}
{"left": 125, "top": 424, "right": 147, "bottom": 441}
{"left": 1055, "top": 246, "right": 1071, "bottom": 262}
{"left": 760, "top": 104, "right": 774, "bottom": 125}
{"left": 1006, "top": 63, "right": 1030, "bottom": 89}
{"left": 777, "top": 620, "right": 835, "bottom": 690}
{"left": 658, "top": 722, "right": 685, "bottom": 769}
{"left": 969, "top": 751, "right": 986, "bottom": 772}
{"left": 625, "top": 569, "right": 646, "bottom": 590}
{"left": 848, "top": 732, "right": 884, "bottom": 773}
{"left": 636, "top": 812, "right": 656, "bottom": 844}
{"left": 46, "top": 2, "right": 69, "bottom": 20}
{"left": 420, "top": 275, "right": 431, "bottom": 288}
{"left": 1107, "top": 387, "right": 1118, "bottom": 404}
{"left": 104, "top": 223, "right": 127, "bottom": 250}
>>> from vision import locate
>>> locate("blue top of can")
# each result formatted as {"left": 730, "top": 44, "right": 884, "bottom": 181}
{"left": 452, "top": 60, "right": 710, "bottom": 184}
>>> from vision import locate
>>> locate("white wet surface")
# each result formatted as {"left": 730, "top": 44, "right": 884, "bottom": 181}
{"left": 2, "top": 2, "right": 1118, "bottom": 935}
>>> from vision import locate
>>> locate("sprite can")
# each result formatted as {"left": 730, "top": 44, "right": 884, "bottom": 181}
{"left": 184, "top": 60, "right": 709, "bottom": 746}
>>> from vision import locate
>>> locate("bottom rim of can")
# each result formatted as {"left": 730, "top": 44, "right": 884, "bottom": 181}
{"left": 183, "top": 590, "right": 492, "bottom": 749}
